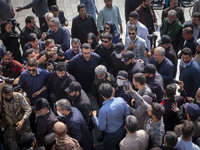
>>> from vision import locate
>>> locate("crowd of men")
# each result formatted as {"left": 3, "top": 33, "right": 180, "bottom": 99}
{"left": 0, "top": 0, "right": 200, "bottom": 149}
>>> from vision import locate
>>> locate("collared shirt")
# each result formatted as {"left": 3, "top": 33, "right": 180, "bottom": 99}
{"left": 71, "top": 14, "right": 98, "bottom": 44}
{"left": 181, "top": 57, "right": 195, "bottom": 68}
{"left": 48, "top": 26, "right": 70, "bottom": 51}
{"left": 126, "top": 21, "right": 150, "bottom": 51}
{"left": 125, "top": 35, "right": 148, "bottom": 64}
{"left": 175, "top": 137, "right": 200, "bottom": 150}
{"left": 18, "top": 68, "right": 50, "bottom": 105}
{"left": 64, "top": 48, "right": 81, "bottom": 61}
{"left": 143, "top": 117, "right": 165, "bottom": 147}
{"left": 97, "top": 5, "right": 122, "bottom": 34}
{"left": 93, "top": 97, "right": 130, "bottom": 133}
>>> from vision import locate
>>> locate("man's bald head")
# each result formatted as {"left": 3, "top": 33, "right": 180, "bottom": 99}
{"left": 54, "top": 121, "right": 67, "bottom": 137}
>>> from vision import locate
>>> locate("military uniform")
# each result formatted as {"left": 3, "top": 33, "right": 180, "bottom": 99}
{"left": 92, "top": 72, "right": 116, "bottom": 106}
{"left": 0, "top": 92, "right": 31, "bottom": 150}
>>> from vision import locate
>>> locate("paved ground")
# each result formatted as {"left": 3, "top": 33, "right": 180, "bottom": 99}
{"left": 9, "top": 0, "right": 193, "bottom": 149}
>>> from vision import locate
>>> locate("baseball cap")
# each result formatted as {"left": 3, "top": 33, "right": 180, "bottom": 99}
{"left": 140, "top": 64, "right": 156, "bottom": 74}
{"left": 117, "top": 70, "right": 128, "bottom": 79}
{"left": 65, "top": 81, "right": 81, "bottom": 93}
{"left": 114, "top": 43, "right": 124, "bottom": 54}
{"left": 184, "top": 103, "right": 200, "bottom": 117}
{"left": 35, "top": 98, "right": 49, "bottom": 111}
{"left": 158, "top": 35, "right": 171, "bottom": 45}
{"left": 121, "top": 51, "right": 135, "bottom": 62}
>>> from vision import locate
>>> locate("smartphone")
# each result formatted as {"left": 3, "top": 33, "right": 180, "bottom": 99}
{"left": 123, "top": 81, "right": 130, "bottom": 91}
{"left": 173, "top": 79, "right": 180, "bottom": 85}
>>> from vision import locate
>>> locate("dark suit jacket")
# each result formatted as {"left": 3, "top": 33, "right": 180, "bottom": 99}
{"left": 136, "top": 4, "right": 157, "bottom": 33}
{"left": 58, "top": 10, "right": 67, "bottom": 25}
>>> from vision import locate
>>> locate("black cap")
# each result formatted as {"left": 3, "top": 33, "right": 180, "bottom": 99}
{"left": 35, "top": 98, "right": 49, "bottom": 111}
{"left": 121, "top": 51, "right": 135, "bottom": 62}
{"left": 65, "top": 81, "right": 82, "bottom": 93}
{"left": 158, "top": 35, "right": 171, "bottom": 45}
{"left": 141, "top": 64, "right": 156, "bottom": 74}
{"left": 114, "top": 43, "right": 124, "bottom": 54}
{"left": 117, "top": 70, "right": 128, "bottom": 79}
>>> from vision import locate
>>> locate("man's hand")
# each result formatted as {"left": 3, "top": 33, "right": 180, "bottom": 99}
{"left": 32, "top": 91, "right": 41, "bottom": 98}
{"left": 5, "top": 23, "right": 13, "bottom": 33}
{"left": 13, "top": 78, "right": 19, "bottom": 85}
{"left": 131, "top": 99, "right": 135, "bottom": 107}
{"left": 127, "top": 43, "right": 135, "bottom": 50}
{"left": 92, "top": 110, "right": 97, "bottom": 117}
{"left": 138, "top": 59, "right": 144, "bottom": 64}
{"left": 179, "top": 81, "right": 184, "bottom": 91}
{"left": 187, "top": 97, "right": 195, "bottom": 103}
{"left": 154, "top": 23, "right": 158, "bottom": 30}
{"left": 123, "top": 83, "right": 133, "bottom": 93}
{"left": 171, "top": 102, "right": 179, "bottom": 112}
{"left": 15, "top": 7, "right": 23, "bottom": 12}
{"left": 16, "top": 118, "right": 25, "bottom": 130}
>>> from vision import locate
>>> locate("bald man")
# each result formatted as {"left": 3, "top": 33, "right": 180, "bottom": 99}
{"left": 54, "top": 122, "right": 82, "bottom": 150}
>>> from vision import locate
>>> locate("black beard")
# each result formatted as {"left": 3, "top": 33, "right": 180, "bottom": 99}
{"left": 5, "top": 97, "right": 13, "bottom": 102}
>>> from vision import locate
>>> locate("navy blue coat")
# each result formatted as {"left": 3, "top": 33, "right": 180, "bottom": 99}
{"left": 149, "top": 57, "right": 174, "bottom": 87}
{"left": 66, "top": 52, "right": 104, "bottom": 92}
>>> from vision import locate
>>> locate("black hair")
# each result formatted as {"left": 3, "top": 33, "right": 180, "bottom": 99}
{"left": 165, "top": 84, "right": 176, "bottom": 99}
{"left": 82, "top": 43, "right": 91, "bottom": 50}
{"left": 128, "top": 24, "right": 137, "bottom": 32}
{"left": 165, "top": 131, "right": 178, "bottom": 148}
{"left": 45, "top": 39, "right": 55, "bottom": 47}
{"left": 56, "top": 99, "right": 71, "bottom": 111}
{"left": 2, "top": 84, "right": 13, "bottom": 94}
{"left": 71, "top": 38, "right": 81, "bottom": 44}
{"left": 98, "top": 83, "right": 113, "bottom": 98}
{"left": 129, "top": 11, "right": 139, "bottom": 19}
{"left": 77, "top": 4, "right": 85, "bottom": 11}
{"left": 44, "top": 133, "right": 56, "bottom": 150}
{"left": 21, "top": 132, "right": 35, "bottom": 149}
{"left": 183, "top": 27, "right": 193, "bottom": 35}
{"left": 3, "top": 51, "right": 12, "bottom": 57}
{"left": 182, "top": 120, "right": 195, "bottom": 139}
{"left": 55, "top": 62, "right": 66, "bottom": 71}
{"left": 27, "top": 33, "right": 37, "bottom": 42}
{"left": 25, "top": 16, "right": 34, "bottom": 24}
{"left": 151, "top": 102, "right": 165, "bottom": 120}
{"left": 25, "top": 48, "right": 34, "bottom": 58}
{"left": 193, "top": 12, "right": 200, "bottom": 20}
{"left": 50, "top": 5, "right": 59, "bottom": 12}
{"left": 181, "top": 48, "right": 193, "bottom": 56}
{"left": 133, "top": 73, "right": 146, "bottom": 85}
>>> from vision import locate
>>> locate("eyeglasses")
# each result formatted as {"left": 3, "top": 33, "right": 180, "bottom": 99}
{"left": 49, "top": 25, "right": 56, "bottom": 27}
{"left": 128, "top": 32, "right": 135, "bottom": 35}
{"left": 104, "top": 27, "right": 110, "bottom": 30}
{"left": 102, "top": 40, "right": 109, "bottom": 43}
{"left": 28, "top": 69, "right": 37, "bottom": 72}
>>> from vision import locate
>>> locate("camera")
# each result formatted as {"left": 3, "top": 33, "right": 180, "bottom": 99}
{"left": 147, "top": 33, "right": 158, "bottom": 47}
{"left": 0, "top": 66, "right": 7, "bottom": 72}
{"left": 55, "top": 45, "right": 64, "bottom": 57}
{"left": 7, "top": 18, "right": 20, "bottom": 27}
{"left": 99, "top": 26, "right": 105, "bottom": 34}
{"left": 173, "top": 79, "right": 180, "bottom": 85}
{"left": 0, "top": 76, "right": 14, "bottom": 84}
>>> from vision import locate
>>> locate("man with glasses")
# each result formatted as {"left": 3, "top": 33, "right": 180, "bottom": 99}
{"left": 94, "top": 32, "right": 114, "bottom": 71}
{"left": 67, "top": 43, "right": 104, "bottom": 93}
{"left": 18, "top": 58, "right": 50, "bottom": 106}
{"left": 47, "top": 18, "right": 70, "bottom": 52}
{"left": 125, "top": 25, "right": 148, "bottom": 64}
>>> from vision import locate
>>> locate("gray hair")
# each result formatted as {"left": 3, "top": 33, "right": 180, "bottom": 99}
{"left": 95, "top": 65, "right": 107, "bottom": 75}
{"left": 125, "top": 115, "right": 138, "bottom": 133}
{"left": 45, "top": 12, "right": 53, "bottom": 18}
{"left": 155, "top": 46, "right": 166, "bottom": 56}
{"left": 56, "top": 99, "right": 71, "bottom": 111}
{"left": 50, "top": 17, "right": 60, "bottom": 26}
{"left": 168, "top": 10, "right": 177, "bottom": 17}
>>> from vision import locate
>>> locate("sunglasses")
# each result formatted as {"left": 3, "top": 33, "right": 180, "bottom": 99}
{"left": 28, "top": 69, "right": 37, "bottom": 72}
{"left": 129, "top": 32, "right": 135, "bottom": 35}
{"left": 104, "top": 27, "right": 110, "bottom": 30}
{"left": 102, "top": 40, "right": 109, "bottom": 43}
